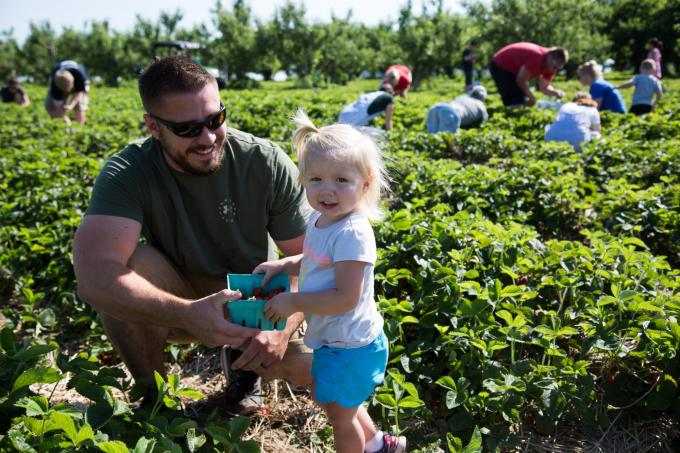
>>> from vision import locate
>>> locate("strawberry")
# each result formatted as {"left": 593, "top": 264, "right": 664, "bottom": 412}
{"left": 253, "top": 287, "right": 264, "bottom": 298}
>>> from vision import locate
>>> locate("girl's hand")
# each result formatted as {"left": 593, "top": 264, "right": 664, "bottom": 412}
{"left": 263, "top": 293, "right": 298, "bottom": 324}
{"left": 253, "top": 259, "right": 287, "bottom": 286}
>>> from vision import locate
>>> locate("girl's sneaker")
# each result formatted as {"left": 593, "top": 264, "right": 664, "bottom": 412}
{"left": 374, "top": 433, "right": 407, "bottom": 453}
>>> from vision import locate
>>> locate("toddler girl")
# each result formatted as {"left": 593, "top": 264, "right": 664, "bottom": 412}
{"left": 255, "top": 110, "right": 406, "bottom": 453}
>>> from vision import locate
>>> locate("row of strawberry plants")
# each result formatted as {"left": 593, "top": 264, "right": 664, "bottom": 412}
{"left": 374, "top": 205, "right": 680, "bottom": 449}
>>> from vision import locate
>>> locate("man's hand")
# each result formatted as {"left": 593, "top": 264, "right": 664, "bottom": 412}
{"left": 553, "top": 89, "right": 565, "bottom": 99}
{"left": 231, "top": 329, "right": 290, "bottom": 371}
{"left": 263, "top": 293, "right": 298, "bottom": 325}
{"left": 183, "top": 289, "right": 260, "bottom": 348}
{"left": 526, "top": 95, "right": 537, "bottom": 107}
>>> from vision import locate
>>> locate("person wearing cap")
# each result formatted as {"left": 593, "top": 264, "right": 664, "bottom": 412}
{"left": 1, "top": 76, "right": 30, "bottom": 106}
{"left": 490, "top": 42, "right": 567, "bottom": 108}
{"left": 381, "top": 65, "right": 412, "bottom": 97}
{"left": 45, "top": 60, "right": 90, "bottom": 125}
{"left": 426, "top": 85, "right": 489, "bottom": 134}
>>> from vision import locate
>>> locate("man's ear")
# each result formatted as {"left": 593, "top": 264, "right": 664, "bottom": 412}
{"left": 143, "top": 114, "right": 161, "bottom": 139}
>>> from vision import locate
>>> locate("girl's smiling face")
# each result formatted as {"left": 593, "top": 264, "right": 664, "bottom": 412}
{"left": 303, "top": 150, "right": 369, "bottom": 227}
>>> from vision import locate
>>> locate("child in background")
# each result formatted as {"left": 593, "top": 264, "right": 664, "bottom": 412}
{"left": 646, "top": 38, "right": 662, "bottom": 79}
{"left": 576, "top": 60, "right": 626, "bottom": 114}
{"left": 616, "top": 59, "right": 663, "bottom": 115}
{"left": 544, "top": 92, "right": 601, "bottom": 151}
{"left": 255, "top": 110, "right": 406, "bottom": 453}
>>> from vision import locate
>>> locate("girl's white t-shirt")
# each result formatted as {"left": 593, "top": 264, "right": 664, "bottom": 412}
{"left": 544, "top": 102, "right": 600, "bottom": 150}
{"left": 299, "top": 211, "right": 384, "bottom": 349}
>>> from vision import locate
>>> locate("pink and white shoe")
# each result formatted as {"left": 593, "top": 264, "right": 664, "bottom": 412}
{"left": 374, "top": 433, "right": 407, "bottom": 453}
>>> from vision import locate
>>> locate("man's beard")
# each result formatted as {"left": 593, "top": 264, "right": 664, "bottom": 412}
{"left": 158, "top": 132, "right": 226, "bottom": 176}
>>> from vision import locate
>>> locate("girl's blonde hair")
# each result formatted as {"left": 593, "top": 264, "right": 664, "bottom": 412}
{"left": 291, "top": 109, "right": 390, "bottom": 221}
{"left": 576, "top": 60, "right": 602, "bottom": 80}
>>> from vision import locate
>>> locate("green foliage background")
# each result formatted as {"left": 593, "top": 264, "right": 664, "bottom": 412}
{"left": 1, "top": 0, "right": 679, "bottom": 86}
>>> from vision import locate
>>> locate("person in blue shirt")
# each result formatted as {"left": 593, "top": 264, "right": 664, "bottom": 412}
{"left": 616, "top": 59, "right": 663, "bottom": 115}
{"left": 576, "top": 60, "right": 626, "bottom": 114}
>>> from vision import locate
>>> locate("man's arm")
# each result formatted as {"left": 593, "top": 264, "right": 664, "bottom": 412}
{"left": 538, "top": 76, "right": 564, "bottom": 99}
{"left": 73, "top": 214, "right": 257, "bottom": 347}
{"left": 515, "top": 66, "right": 536, "bottom": 106}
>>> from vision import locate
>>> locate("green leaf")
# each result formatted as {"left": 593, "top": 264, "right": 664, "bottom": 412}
{"left": 98, "top": 441, "right": 130, "bottom": 453}
{"left": 375, "top": 393, "right": 397, "bottom": 408}
{"left": 86, "top": 397, "right": 115, "bottom": 430}
{"left": 11, "top": 344, "right": 57, "bottom": 361}
{"left": 12, "top": 367, "right": 62, "bottom": 392}
{"left": 15, "top": 396, "right": 49, "bottom": 416}
{"left": 1, "top": 327, "right": 16, "bottom": 353}
{"left": 7, "top": 424, "right": 38, "bottom": 453}
{"left": 50, "top": 412, "right": 78, "bottom": 443}
{"left": 186, "top": 428, "right": 207, "bottom": 453}
{"left": 461, "top": 426, "right": 483, "bottom": 453}
{"left": 74, "top": 424, "right": 95, "bottom": 445}
{"left": 398, "top": 395, "right": 424, "bottom": 408}
{"left": 229, "top": 416, "right": 251, "bottom": 440}
{"left": 131, "top": 437, "right": 156, "bottom": 453}
{"left": 234, "top": 440, "right": 261, "bottom": 453}
{"left": 174, "top": 388, "right": 205, "bottom": 400}
{"left": 436, "top": 376, "right": 457, "bottom": 391}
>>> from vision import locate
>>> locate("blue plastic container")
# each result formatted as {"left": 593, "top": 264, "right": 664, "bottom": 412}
{"left": 226, "top": 273, "right": 289, "bottom": 331}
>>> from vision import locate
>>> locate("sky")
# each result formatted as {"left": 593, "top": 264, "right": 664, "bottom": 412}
{"left": 1, "top": 0, "right": 465, "bottom": 44}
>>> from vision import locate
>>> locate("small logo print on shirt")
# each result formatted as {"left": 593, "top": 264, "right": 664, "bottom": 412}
{"left": 219, "top": 198, "right": 237, "bottom": 223}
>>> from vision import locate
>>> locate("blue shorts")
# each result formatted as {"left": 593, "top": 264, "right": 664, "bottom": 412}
{"left": 311, "top": 331, "right": 388, "bottom": 408}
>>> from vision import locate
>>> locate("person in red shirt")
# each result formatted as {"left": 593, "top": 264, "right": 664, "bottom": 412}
{"left": 490, "top": 42, "right": 568, "bottom": 108}
{"left": 381, "top": 65, "right": 412, "bottom": 97}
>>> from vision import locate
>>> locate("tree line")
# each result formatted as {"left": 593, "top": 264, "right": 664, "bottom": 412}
{"left": 1, "top": 0, "right": 677, "bottom": 88}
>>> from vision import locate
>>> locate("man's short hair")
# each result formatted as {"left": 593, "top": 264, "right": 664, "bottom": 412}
{"left": 7, "top": 76, "right": 19, "bottom": 85}
{"left": 547, "top": 47, "right": 569, "bottom": 66}
{"left": 138, "top": 56, "right": 215, "bottom": 113}
{"left": 640, "top": 59, "right": 656, "bottom": 72}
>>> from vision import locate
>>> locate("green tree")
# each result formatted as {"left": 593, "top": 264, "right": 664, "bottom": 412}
{"left": 269, "top": 2, "right": 322, "bottom": 85}
{"left": 0, "top": 31, "right": 22, "bottom": 81}
{"left": 466, "top": 0, "right": 611, "bottom": 74}
{"left": 212, "top": 0, "right": 256, "bottom": 81}
{"left": 396, "top": 0, "right": 467, "bottom": 88}
{"left": 603, "top": 0, "right": 679, "bottom": 75}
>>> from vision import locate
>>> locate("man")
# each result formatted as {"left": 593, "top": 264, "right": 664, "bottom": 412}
{"left": 1, "top": 76, "right": 30, "bottom": 106}
{"left": 45, "top": 60, "right": 90, "bottom": 124}
{"left": 490, "top": 42, "right": 567, "bottom": 108}
{"left": 73, "top": 56, "right": 312, "bottom": 415}
{"left": 426, "top": 85, "right": 489, "bottom": 134}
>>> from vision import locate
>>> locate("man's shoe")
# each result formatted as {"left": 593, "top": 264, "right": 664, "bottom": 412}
{"left": 220, "top": 346, "right": 264, "bottom": 415}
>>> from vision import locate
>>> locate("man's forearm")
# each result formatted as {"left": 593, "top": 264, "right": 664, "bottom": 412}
{"left": 76, "top": 259, "right": 189, "bottom": 328}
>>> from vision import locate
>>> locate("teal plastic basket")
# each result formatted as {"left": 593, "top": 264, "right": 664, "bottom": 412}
{"left": 226, "top": 273, "right": 289, "bottom": 331}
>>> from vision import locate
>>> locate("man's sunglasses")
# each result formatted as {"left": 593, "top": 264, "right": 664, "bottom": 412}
{"left": 149, "top": 103, "right": 226, "bottom": 138}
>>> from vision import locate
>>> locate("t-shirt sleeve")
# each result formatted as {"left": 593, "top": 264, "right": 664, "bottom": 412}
{"left": 267, "top": 145, "right": 310, "bottom": 241}
{"left": 333, "top": 219, "right": 376, "bottom": 265}
{"left": 68, "top": 68, "right": 87, "bottom": 92}
{"left": 85, "top": 152, "right": 146, "bottom": 223}
{"left": 590, "top": 108, "right": 601, "bottom": 125}
{"left": 589, "top": 83, "right": 604, "bottom": 100}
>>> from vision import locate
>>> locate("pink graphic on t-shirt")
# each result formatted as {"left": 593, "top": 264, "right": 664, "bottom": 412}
{"left": 304, "top": 243, "right": 333, "bottom": 269}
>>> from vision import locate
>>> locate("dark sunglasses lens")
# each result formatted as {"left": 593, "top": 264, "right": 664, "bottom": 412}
{"left": 171, "top": 123, "right": 203, "bottom": 138}
{"left": 209, "top": 108, "right": 227, "bottom": 130}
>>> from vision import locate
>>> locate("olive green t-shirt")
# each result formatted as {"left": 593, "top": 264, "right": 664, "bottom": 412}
{"left": 85, "top": 128, "right": 309, "bottom": 279}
